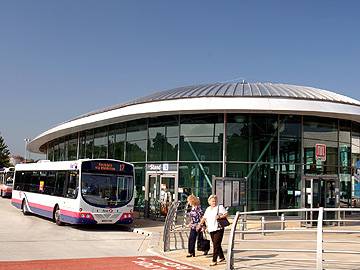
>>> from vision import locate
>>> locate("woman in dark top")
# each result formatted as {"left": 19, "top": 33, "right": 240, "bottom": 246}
{"left": 186, "top": 194, "right": 207, "bottom": 257}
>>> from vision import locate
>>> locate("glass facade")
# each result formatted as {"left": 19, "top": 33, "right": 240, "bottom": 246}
{"left": 45, "top": 113, "right": 360, "bottom": 211}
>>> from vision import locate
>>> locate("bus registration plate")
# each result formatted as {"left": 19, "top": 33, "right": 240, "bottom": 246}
{"left": 101, "top": 219, "right": 113, "bottom": 222}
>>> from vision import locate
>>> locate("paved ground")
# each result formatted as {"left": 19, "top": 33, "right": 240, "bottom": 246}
{"left": 0, "top": 198, "right": 202, "bottom": 270}
{"left": 0, "top": 198, "right": 154, "bottom": 260}
{"left": 3, "top": 196, "right": 360, "bottom": 270}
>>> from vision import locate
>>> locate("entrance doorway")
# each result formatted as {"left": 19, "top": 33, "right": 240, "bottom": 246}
{"left": 147, "top": 173, "right": 176, "bottom": 218}
{"left": 305, "top": 176, "right": 338, "bottom": 221}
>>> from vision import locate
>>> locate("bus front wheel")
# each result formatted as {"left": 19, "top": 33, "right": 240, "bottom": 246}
{"left": 21, "top": 200, "right": 29, "bottom": 215}
{"left": 54, "top": 206, "right": 64, "bottom": 226}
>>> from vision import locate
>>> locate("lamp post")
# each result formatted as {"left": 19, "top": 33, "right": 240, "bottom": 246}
{"left": 24, "top": 138, "right": 30, "bottom": 163}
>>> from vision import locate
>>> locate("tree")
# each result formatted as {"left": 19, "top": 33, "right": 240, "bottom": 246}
{"left": 0, "top": 134, "right": 11, "bottom": 168}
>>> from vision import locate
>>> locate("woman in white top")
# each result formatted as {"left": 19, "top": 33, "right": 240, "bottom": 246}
{"left": 198, "top": 194, "right": 228, "bottom": 266}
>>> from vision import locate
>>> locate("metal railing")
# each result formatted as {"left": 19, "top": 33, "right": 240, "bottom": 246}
{"left": 226, "top": 207, "right": 360, "bottom": 270}
{"left": 163, "top": 201, "right": 189, "bottom": 252}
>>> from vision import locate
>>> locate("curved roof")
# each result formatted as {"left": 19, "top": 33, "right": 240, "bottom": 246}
{"left": 71, "top": 82, "right": 360, "bottom": 121}
{"left": 28, "top": 82, "right": 360, "bottom": 154}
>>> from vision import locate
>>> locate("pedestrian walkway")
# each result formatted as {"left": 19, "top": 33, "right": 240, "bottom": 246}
{"left": 131, "top": 216, "right": 231, "bottom": 269}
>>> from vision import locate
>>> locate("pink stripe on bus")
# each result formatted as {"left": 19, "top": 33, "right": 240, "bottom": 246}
{"left": 11, "top": 198, "right": 22, "bottom": 204}
{"left": 60, "top": 209, "right": 81, "bottom": 218}
{"left": 28, "top": 202, "right": 53, "bottom": 212}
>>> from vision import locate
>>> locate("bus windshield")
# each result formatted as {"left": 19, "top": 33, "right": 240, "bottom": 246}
{"left": 81, "top": 173, "right": 133, "bottom": 208}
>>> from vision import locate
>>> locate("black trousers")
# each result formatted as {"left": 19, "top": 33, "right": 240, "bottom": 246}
{"left": 210, "top": 228, "right": 225, "bottom": 262}
{"left": 188, "top": 228, "right": 204, "bottom": 255}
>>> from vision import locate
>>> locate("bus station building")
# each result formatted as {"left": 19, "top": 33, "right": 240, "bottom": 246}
{"left": 27, "top": 82, "right": 360, "bottom": 216}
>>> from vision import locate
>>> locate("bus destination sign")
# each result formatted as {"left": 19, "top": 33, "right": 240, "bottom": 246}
{"left": 95, "top": 162, "right": 116, "bottom": 171}
{"left": 82, "top": 160, "right": 132, "bottom": 174}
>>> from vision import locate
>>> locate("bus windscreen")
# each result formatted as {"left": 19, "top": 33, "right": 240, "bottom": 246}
{"left": 81, "top": 160, "right": 134, "bottom": 207}
{"left": 81, "top": 173, "right": 133, "bottom": 207}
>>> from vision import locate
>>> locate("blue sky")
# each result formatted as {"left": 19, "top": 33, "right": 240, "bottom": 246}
{"left": 1, "top": 0, "right": 360, "bottom": 157}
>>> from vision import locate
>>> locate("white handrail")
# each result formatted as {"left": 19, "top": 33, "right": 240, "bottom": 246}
{"left": 226, "top": 207, "right": 360, "bottom": 270}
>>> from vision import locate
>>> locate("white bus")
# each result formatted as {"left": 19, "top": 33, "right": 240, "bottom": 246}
{"left": 0, "top": 167, "right": 14, "bottom": 198}
{"left": 11, "top": 159, "right": 135, "bottom": 225}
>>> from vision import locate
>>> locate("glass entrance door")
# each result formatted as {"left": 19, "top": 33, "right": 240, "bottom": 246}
{"left": 306, "top": 178, "right": 336, "bottom": 208}
{"left": 147, "top": 174, "right": 176, "bottom": 218}
{"left": 159, "top": 175, "right": 175, "bottom": 216}
{"left": 148, "top": 174, "right": 160, "bottom": 217}
{"left": 305, "top": 177, "right": 337, "bottom": 221}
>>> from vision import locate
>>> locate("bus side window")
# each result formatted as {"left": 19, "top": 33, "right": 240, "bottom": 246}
{"left": 14, "top": 171, "right": 23, "bottom": 190}
{"left": 44, "top": 171, "right": 56, "bottom": 195}
{"left": 55, "top": 171, "right": 66, "bottom": 197}
{"left": 65, "top": 172, "right": 79, "bottom": 199}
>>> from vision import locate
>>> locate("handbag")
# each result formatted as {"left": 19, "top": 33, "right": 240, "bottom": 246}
{"left": 217, "top": 205, "right": 230, "bottom": 228}
{"left": 197, "top": 232, "right": 210, "bottom": 252}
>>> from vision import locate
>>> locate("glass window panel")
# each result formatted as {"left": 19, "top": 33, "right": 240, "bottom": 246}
{"left": 114, "top": 141, "right": 125, "bottom": 160}
{"left": 47, "top": 143, "right": 54, "bottom": 161}
{"left": 179, "top": 162, "right": 222, "bottom": 206}
{"left": 108, "top": 128, "right": 115, "bottom": 159}
{"left": 110, "top": 124, "right": 126, "bottom": 160}
{"left": 247, "top": 163, "right": 277, "bottom": 211}
{"left": 127, "top": 120, "right": 147, "bottom": 141}
{"left": 304, "top": 164, "right": 338, "bottom": 175}
{"left": 79, "top": 132, "right": 86, "bottom": 159}
{"left": 149, "top": 126, "right": 165, "bottom": 139}
{"left": 226, "top": 163, "right": 249, "bottom": 178}
{"left": 64, "top": 140, "right": 68, "bottom": 161}
{"left": 180, "top": 136, "right": 223, "bottom": 161}
{"left": 58, "top": 140, "right": 65, "bottom": 161}
{"left": 85, "top": 130, "right": 94, "bottom": 159}
{"left": 279, "top": 115, "right": 301, "bottom": 138}
{"left": 339, "top": 120, "right": 351, "bottom": 143}
{"left": 279, "top": 138, "right": 301, "bottom": 164}
{"left": 251, "top": 115, "right": 278, "bottom": 137}
{"left": 227, "top": 114, "right": 250, "bottom": 137}
{"left": 227, "top": 134, "right": 249, "bottom": 161}
{"left": 134, "top": 164, "right": 145, "bottom": 211}
{"left": 126, "top": 140, "right": 146, "bottom": 162}
{"left": 279, "top": 164, "right": 301, "bottom": 209}
{"left": 227, "top": 114, "right": 250, "bottom": 162}
{"left": 53, "top": 143, "right": 59, "bottom": 161}
{"left": 180, "top": 114, "right": 223, "bottom": 137}
{"left": 148, "top": 136, "right": 178, "bottom": 161}
{"left": 181, "top": 123, "right": 214, "bottom": 137}
{"left": 339, "top": 172, "right": 351, "bottom": 207}
{"left": 250, "top": 136, "right": 278, "bottom": 163}
{"left": 304, "top": 116, "right": 338, "bottom": 141}
{"left": 304, "top": 139, "right": 338, "bottom": 166}
{"left": 93, "top": 127, "right": 108, "bottom": 159}
{"left": 149, "top": 115, "right": 179, "bottom": 137}
{"left": 68, "top": 134, "right": 78, "bottom": 160}
{"left": 166, "top": 125, "right": 179, "bottom": 138}
{"left": 351, "top": 122, "right": 360, "bottom": 169}
{"left": 227, "top": 114, "right": 278, "bottom": 163}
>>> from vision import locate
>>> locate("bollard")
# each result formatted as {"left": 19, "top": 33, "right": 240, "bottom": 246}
{"left": 281, "top": 213, "right": 285, "bottom": 230}
{"left": 240, "top": 218, "right": 244, "bottom": 240}
{"left": 261, "top": 216, "right": 265, "bottom": 236}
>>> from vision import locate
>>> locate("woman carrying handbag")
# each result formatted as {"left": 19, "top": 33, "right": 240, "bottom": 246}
{"left": 198, "top": 194, "right": 228, "bottom": 266}
{"left": 186, "top": 195, "right": 209, "bottom": 257}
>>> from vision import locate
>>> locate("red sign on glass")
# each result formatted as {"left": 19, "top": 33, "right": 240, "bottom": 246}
{"left": 315, "top": 144, "right": 326, "bottom": 161}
